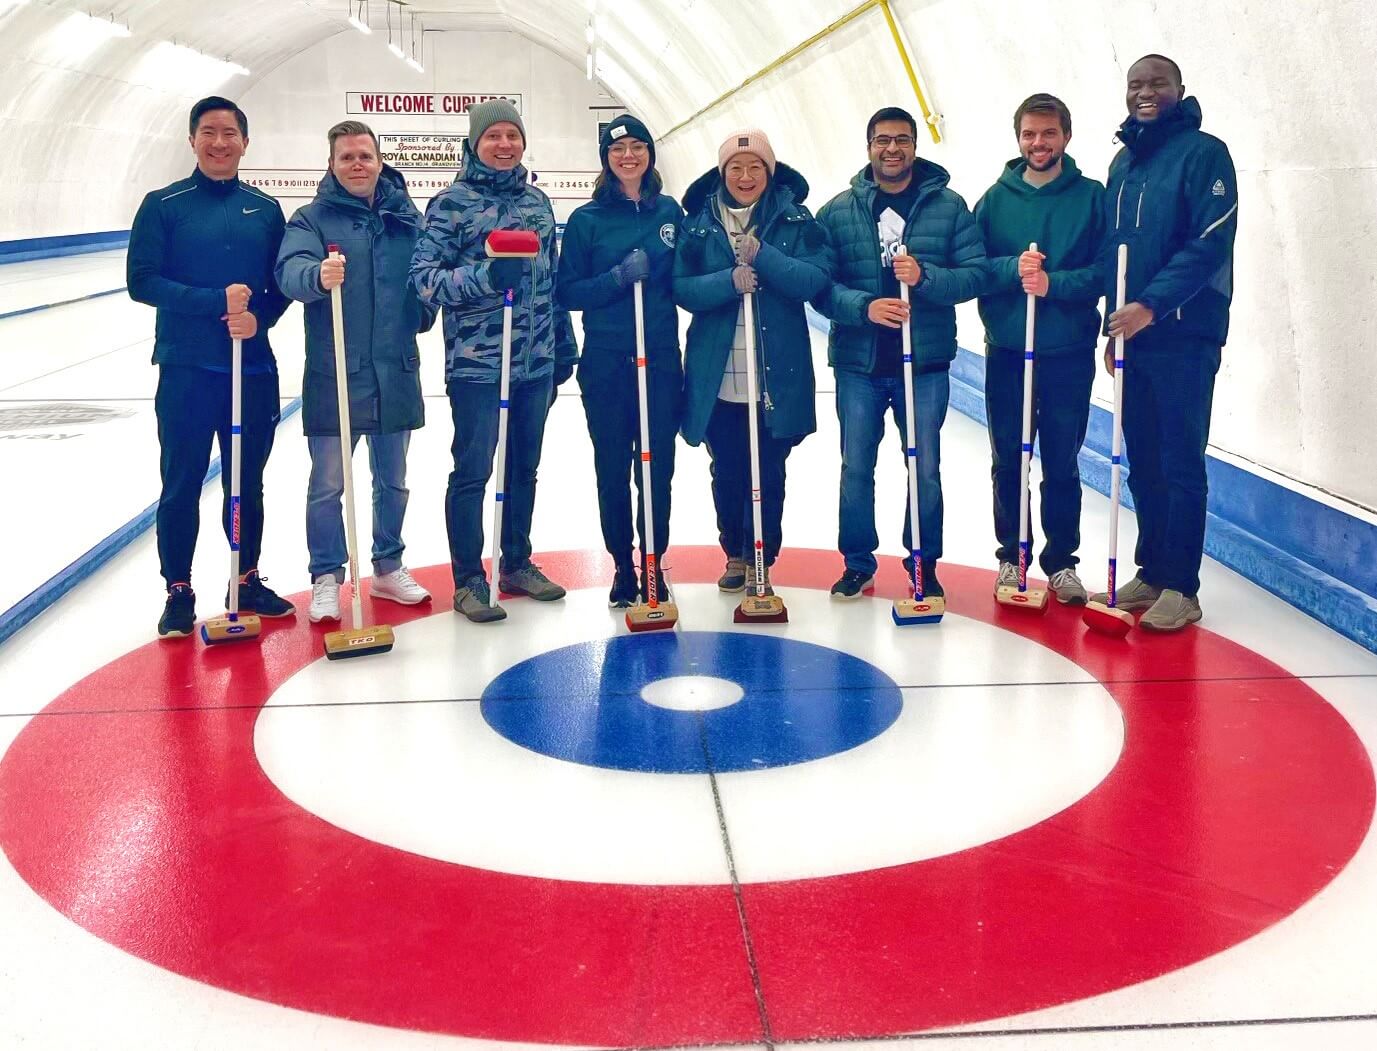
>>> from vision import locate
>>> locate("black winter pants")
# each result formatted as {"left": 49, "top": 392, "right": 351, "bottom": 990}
{"left": 704, "top": 399, "right": 796, "bottom": 567}
{"left": 155, "top": 364, "right": 281, "bottom": 589}
{"left": 578, "top": 355, "right": 682, "bottom": 573}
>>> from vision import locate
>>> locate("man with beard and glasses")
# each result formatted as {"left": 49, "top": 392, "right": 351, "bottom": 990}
{"left": 974, "top": 93, "right": 1105, "bottom": 605}
{"left": 813, "top": 106, "right": 985, "bottom": 600}
{"left": 1088, "top": 55, "right": 1239, "bottom": 632}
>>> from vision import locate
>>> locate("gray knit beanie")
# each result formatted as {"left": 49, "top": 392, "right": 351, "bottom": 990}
{"left": 468, "top": 98, "right": 525, "bottom": 146}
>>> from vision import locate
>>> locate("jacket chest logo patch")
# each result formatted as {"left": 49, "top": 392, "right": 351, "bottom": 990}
{"left": 1211, "top": 179, "right": 1226, "bottom": 197}
{"left": 659, "top": 223, "right": 676, "bottom": 248}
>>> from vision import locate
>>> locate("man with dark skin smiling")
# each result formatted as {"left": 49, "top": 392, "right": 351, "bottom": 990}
{"left": 1092, "top": 55, "right": 1239, "bottom": 631}
{"left": 128, "top": 96, "right": 294, "bottom": 639}
{"left": 814, "top": 106, "right": 985, "bottom": 600}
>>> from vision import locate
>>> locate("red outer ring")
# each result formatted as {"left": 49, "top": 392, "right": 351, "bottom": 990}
{"left": 0, "top": 547, "right": 1371, "bottom": 1044}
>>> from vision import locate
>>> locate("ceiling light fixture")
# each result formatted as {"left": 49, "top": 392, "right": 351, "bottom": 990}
{"left": 386, "top": 1, "right": 403, "bottom": 59}
{"left": 347, "top": 0, "right": 371, "bottom": 35}
{"left": 406, "top": 10, "right": 424, "bottom": 73}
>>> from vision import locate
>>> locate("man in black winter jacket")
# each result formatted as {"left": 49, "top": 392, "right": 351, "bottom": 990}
{"left": 127, "top": 96, "right": 294, "bottom": 639}
{"left": 1093, "top": 56, "right": 1239, "bottom": 632}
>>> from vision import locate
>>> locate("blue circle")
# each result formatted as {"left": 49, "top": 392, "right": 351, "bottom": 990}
{"left": 480, "top": 631, "right": 903, "bottom": 773}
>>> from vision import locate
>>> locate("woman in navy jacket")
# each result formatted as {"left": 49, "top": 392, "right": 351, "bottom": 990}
{"left": 558, "top": 115, "right": 685, "bottom": 607}
{"left": 673, "top": 129, "right": 831, "bottom": 593}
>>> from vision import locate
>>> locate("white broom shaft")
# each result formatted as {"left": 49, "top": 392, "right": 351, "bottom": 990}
{"left": 1108, "top": 243, "right": 1129, "bottom": 602}
{"left": 328, "top": 252, "right": 364, "bottom": 629}
{"left": 898, "top": 261, "right": 923, "bottom": 596}
{"left": 228, "top": 336, "right": 243, "bottom": 617}
{"left": 1018, "top": 242, "right": 1038, "bottom": 591}
{"left": 742, "top": 291, "right": 768, "bottom": 598}
{"left": 489, "top": 291, "right": 514, "bottom": 607}
{"left": 632, "top": 281, "right": 659, "bottom": 606}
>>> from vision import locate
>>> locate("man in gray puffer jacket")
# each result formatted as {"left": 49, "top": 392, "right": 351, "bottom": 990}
{"left": 409, "top": 99, "right": 578, "bottom": 621}
{"left": 276, "top": 120, "right": 437, "bottom": 623}
{"left": 814, "top": 106, "right": 986, "bottom": 600}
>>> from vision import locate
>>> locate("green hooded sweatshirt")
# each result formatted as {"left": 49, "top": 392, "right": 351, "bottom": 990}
{"left": 973, "top": 155, "right": 1105, "bottom": 355}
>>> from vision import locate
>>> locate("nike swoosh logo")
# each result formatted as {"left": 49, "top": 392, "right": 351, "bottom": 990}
{"left": 243, "top": 208, "right": 260, "bottom": 215}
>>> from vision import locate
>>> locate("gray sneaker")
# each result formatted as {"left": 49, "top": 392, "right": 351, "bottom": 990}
{"left": 993, "top": 561, "right": 1020, "bottom": 595}
{"left": 453, "top": 576, "right": 507, "bottom": 623}
{"left": 745, "top": 561, "right": 775, "bottom": 597}
{"left": 1088, "top": 574, "right": 1160, "bottom": 612}
{"left": 499, "top": 563, "right": 567, "bottom": 602}
{"left": 1049, "top": 567, "right": 1089, "bottom": 606}
{"left": 718, "top": 559, "right": 748, "bottom": 593}
{"left": 1140, "top": 589, "right": 1202, "bottom": 632}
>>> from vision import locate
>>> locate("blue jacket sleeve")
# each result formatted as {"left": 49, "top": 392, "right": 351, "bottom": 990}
{"left": 274, "top": 208, "right": 328, "bottom": 305}
{"left": 555, "top": 212, "right": 623, "bottom": 311}
{"left": 409, "top": 194, "right": 501, "bottom": 308}
{"left": 254, "top": 207, "right": 292, "bottom": 329}
{"left": 673, "top": 220, "right": 738, "bottom": 312}
{"left": 913, "top": 197, "right": 987, "bottom": 306}
{"left": 807, "top": 203, "right": 872, "bottom": 324}
{"left": 1137, "top": 140, "right": 1239, "bottom": 318}
{"left": 126, "top": 193, "right": 227, "bottom": 317}
{"left": 752, "top": 216, "right": 832, "bottom": 304}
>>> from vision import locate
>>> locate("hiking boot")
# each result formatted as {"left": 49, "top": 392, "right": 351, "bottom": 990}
{"left": 453, "top": 576, "right": 507, "bottom": 623}
{"left": 308, "top": 574, "right": 341, "bottom": 623}
{"left": 371, "top": 566, "right": 430, "bottom": 606}
{"left": 499, "top": 563, "right": 566, "bottom": 602}
{"left": 830, "top": 568, "right": 874, "bottom": 600}
{"left": 717, "top": 558, "right": 748, "bottom": 593}
{"left": 903, "top": 556, "right": 944, "bottom": 598}
{"left": 993, "top": 561, "right": 1020, "bottom": 595}
{"left": 1140, "top": 589, "right": 1202, "bottom": 632}
{"left": 1049, "top": 567, "right": 1089, "bottom": 606}
{"left": 232, "top": 571, "right": 296, "bottom": 618}
{"left": 158, "top": 584, "right": 196, "bottom": 639}
{"left": 1089, "top": 574, "right": 1160, "bottom": 612}
{"left": 608, "top": 563, "right": 638, "bottom": 608}
{"left": 641, "top": 565, "right": 671, "bottom": 605}
{"left": 745, "top": 561, "right": 775, "bottom": 597}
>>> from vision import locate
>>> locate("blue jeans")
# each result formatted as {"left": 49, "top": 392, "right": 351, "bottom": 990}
{"left": 445, "top": 376, "right": 553, "bottom": 587}
{"left": 837, "top": 367, "right": 948, "bottom": 577}
{"left": 1122, "top": 336, "right": 1221, "bottom": 596}
{"left": 984, "top": 346, "right": 1094, "bottom": 574}
{"left": 306, "top": 432, "right": 411, "bottom": 582}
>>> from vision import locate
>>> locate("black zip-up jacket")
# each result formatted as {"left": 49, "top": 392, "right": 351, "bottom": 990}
{"left": 1102, "top": 97, "right": 1239, "bottom": 346}
{"left": 557, "top": 184, "right": 684, "bottom": 364}
{"left": 127, "top": 168, "right": 291, "bottom": 371}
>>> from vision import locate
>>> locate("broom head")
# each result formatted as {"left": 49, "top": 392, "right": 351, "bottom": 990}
{"left": 892, "top": 596, "right": 945, "bottom": 625}
{"left": 324, "top": 623, "right": 396, "bottom": 660}
{"left": 626, "top": 600, "right": 679, "bottom": 633}
{"left": 734, "top": 594, "right": 788, "bottom": 623}
{"left": 485, "top": 229, "right": 540, "bottom": 258}
{"left": 201, "top": 612, "right": 262, "bottom": 645}
{"left": 995, "top": 584, "right": 1049, "bottom": 612}
{"left": 1082, "top": 600, "right": 1133, "bottom": 638}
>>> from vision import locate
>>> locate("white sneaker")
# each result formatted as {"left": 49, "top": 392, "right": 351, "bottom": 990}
{"left": 309, "top": 575, "right": 341, "bottom": 623}
{"left": 993, "top": 561, "right": 1020, "bottom": 594}
{"left": 371, "top": 566, "right": 430, "bottom": 605}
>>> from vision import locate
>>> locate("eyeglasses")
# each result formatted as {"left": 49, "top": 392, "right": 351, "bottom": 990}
{"left": 869, "top": 135, "right": 915, "bottom": 149}
{"left": 608, "top": 142, "right": 649, "bottom": 157}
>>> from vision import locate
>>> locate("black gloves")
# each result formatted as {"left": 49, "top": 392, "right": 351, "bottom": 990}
{"left": 489, "top": 257, "right": 525, "bottom": 292}
{"left": 611, "top": 247, "right": 651, "bottom": 289}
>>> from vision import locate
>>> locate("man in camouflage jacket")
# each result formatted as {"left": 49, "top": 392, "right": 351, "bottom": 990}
{"left": 409, "top": 99, "right": 578, "bottom": 620}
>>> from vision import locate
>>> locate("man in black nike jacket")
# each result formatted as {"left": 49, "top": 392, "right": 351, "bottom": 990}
{"left": 128, "top": 96, "right": 295, "bottom": 638}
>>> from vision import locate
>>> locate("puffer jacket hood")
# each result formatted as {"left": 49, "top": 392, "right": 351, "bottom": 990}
{"left": 682, "top": 161, "right": 810, "bottom": 216}
{"left": 314, "top": 163, "right": 419, "bottom": 223}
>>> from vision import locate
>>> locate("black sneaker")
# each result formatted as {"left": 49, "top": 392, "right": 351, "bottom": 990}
{"left": 158, "top": 584, "right": 196, "bottom": 639}
{"left": 231, "top": 571, "right": 297, "bottom": 618}
{"left": 830, "top": 569, "right": 874, "bottom": 600}
{"left": 640, "top": 565, "right": 671, "bottom": 605}
{"left": 608, "top": 563, "right": 638, "bottom": 608}
{"left": 902, "top": 557, "right": 944, "bottom": 598}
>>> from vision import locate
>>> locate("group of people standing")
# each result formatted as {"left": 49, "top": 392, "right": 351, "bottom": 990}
{"left": 129, "top": 51, "right": 1236, "bottom": 640}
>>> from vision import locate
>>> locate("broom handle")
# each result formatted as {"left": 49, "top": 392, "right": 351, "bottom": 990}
{"left": 228, "top": 336, "right": 243, "bottom": 619}
{"left": 1107, "top": 243, "right": 1129, "bottom": 607}
{"left": 1018, "top": 242, "right": 1038, "bottom": 593}
{"left": 490, "top": 288, "right": 514, "bottom": 607}
{"left": 897, "top": 248, "right": 924, "bottom": 600}
{"left": 327, "top": 246, "right": 363, "bottom": 629}
{"left": 742, "top": 291, "right": 768, "bottom": 599}
{"left": 632, "top": 281, "right": 660, "bottom": 607}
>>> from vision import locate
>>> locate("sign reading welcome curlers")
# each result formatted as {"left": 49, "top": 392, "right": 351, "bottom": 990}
{"left": 345, "top": 92, "right": 522, "bottom": 116}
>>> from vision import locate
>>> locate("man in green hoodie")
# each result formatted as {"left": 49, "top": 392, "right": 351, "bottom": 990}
{"left": 974, "top": 93, "right": 1105, "bottom": 604}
